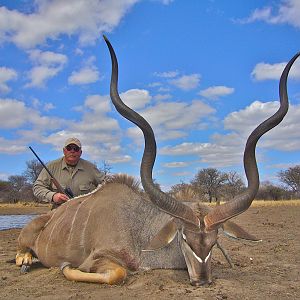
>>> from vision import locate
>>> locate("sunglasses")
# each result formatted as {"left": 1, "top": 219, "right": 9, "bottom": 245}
{"left": 65, "top": 145, "right": 81, "bottom": 152}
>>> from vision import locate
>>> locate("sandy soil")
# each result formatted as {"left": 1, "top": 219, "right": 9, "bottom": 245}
{"left": 0, "top": 202, "right": 299, "bottom": 300}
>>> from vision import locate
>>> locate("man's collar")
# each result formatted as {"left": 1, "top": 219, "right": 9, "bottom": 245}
{"left": 62, "top": 158, "right": 84, "bottom": 170}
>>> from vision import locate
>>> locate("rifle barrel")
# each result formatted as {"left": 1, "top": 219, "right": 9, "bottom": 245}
{"left": 29, "top": 146, "right": 74, "bottom": 200}
{"left": 29, "top": 146, "right": 53, "bottom": 178}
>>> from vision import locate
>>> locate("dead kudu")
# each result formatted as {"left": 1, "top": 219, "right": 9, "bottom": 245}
{"left": 16, "top": 38, "right": 299, "bottom": 286}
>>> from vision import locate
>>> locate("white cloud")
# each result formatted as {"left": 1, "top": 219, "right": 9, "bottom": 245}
{"left": 106, "top": 155, "right": 132, "bottom": 164}
{"left": 143, "top": 100, "right": 214, "bottom": 130}
{"left": 0, "top": 98, "right": 65, "bottom": 154}
{"left": 26, "top": 66, "right": 60, "bottom": 88}
{"left": 169, "top": 74, "right": 201, "bottom": 90}
{"left": 0, "top": 98, "right": 63, "bottom": 130}
{"left": 158, "top": 86, "right": 171, "bottom": 92}
{"left": 0, "top": 137, "right": 27, "bottom": 154}
{"left": 127, "top": 126, "right": 185, "bottom": 145}
{"left": 84, "top": 94, "right": 111, "bottom": 113}
{"left": 199, "top": 86, "right": 234, "bottom": 100}
{"left": 160, "top": 137, "right": 243, "bottom": 168}
{"left": 126, "top": 99, "right": 215, "bottom": 144}
{"left": 239, "top": 7, "right": 274, "bottom": 24}
{"left": 224, "top": 101, "right": 300, "bottom": 152}
{"left": 163, "top": 161, "right": 189, "bottom": 168}
{"left": 0, "top": 0, "right": 140, "bottom": 49}
{"left": 44, "top": 128, "right": 128, "bottom": 163}
{"left": 160, "top": 101, "right": 300, "bottom": 168}
{"left": 154, "top": 70, "right": 179, "bottom": 78}
{"left": 25, "top": 50, "right": 67, "bottom": 87}
{"left": 75, "top": 48, "right": 84, "bottom": 56}
{"left": 40, "top": 93, "right": 129, "bottom": 162}
{"left": 28, "top": 49, "right": 67, "bottom": 66}
{"left": 240, "top": 0, "right": 300, "bottom": 28}
{"left": 74, "top": 95, "right": 118, "bottom": 132}
{"left": 120, "top": 89, "right": 152, "bottom": 109}
{"left": 43, "top": 102, "right": 55, "bottom": 111}
{"left": 251, "top": 60, "right": 300, "bottom": 81}
{"left": 224, "top": 101, "right": 276, "bottom": 135}
{"left": 68, "top": 55, "right": 101, "bottom": 85}
{"left": 252, "top": 103, "right": 300, "bottom": 151}
{"left": 0, "top": 98, "right": 32, "bottom": 128}
{"left": 68, "top": 66, "right": 100, "bottom": 85}
{"left": 148, "top": 82, "right": 162, "bottom": 88}
{"left": 0, "top": 67, "right": 17, "bottom": 93}
{"left": 153, "top": 93, "right": 172, "bottom": 101}
{"left": 31, "top": 98, "right": 55, "bottom": 111}
{"left": 154, "top": 0, "right": 174, "bottom": 5}
{"left": 31, "top": 98, "right": 41, "bottom": 109}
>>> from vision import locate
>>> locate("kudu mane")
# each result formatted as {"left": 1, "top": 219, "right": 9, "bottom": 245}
{"left": 67, "top": 173, "right": 141, "bottom": 202}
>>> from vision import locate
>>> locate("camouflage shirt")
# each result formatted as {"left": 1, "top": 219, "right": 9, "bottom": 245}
{"left": 33, "top": 157, "right": 105, "bottom": 203}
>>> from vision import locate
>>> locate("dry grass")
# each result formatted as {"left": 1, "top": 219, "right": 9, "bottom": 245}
{"left": 0, "top": 202, "right": 50, "bottom": 208}
{"left": 0, "top": 200, "right": 299, "bottom": 210}
{"left": 198, "top": 199, "right": 300, "bottom": 208}
{"left": 251, "top": 199, "right": 300, "bottom": 207}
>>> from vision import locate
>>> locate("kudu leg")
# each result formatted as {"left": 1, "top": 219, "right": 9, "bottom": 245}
{"left": 61, "top": 260, "right": 127, "bottom": 285}
{"left": 216, "top": 241, "right": 234, "bottom": 268}
{"left": 16, "top": 214, "right": 51, "bottom": 272}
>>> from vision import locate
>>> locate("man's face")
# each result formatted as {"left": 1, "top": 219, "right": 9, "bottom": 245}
{"left": 63, "top": 144, "right": 82, "bottom": 165}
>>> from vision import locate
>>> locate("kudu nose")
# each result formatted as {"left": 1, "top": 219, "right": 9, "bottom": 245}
{"left": 190, "top": 279, "right": 212, "bottom": 287}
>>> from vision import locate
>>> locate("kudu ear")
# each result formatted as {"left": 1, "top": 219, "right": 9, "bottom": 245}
{"left": 143, "top": 219, "right": 178, "bottom": 251}
{"left": 222, "top": 220, "right": 261, "bottom": 242}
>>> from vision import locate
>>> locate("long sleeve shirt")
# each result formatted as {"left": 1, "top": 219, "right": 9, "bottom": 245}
{"left": 33, "top": 157, "right": 105, "bottom": 202}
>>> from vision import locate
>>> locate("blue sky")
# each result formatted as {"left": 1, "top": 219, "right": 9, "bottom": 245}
{"left": 0, "top": 0, "right": 299, "bottom": 190}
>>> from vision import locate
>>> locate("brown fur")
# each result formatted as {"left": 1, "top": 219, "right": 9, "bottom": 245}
{"left": 16, "top": 182, "right": 176, "bottom": 284}
{"left": 172, "top": 186, "right": 199, "bottom": 202}
{"left": 106, "top": 174, "right": 141, "bottom": 193}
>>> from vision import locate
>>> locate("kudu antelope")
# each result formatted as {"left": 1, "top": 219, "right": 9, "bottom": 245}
{"left": 16, "top": 37, "right": 299, "bottom": 286}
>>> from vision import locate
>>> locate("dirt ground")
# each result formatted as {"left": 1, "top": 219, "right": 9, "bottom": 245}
{"left": 0, "top": 202, "right": 299, "bottom": 300}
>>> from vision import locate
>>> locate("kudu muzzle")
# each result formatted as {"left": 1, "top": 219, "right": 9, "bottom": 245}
{"left": 179, "top": 227, "right": 218, "bottom": 286}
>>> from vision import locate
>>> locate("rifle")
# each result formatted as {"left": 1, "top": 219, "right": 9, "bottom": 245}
{"left": 29, "top": 146, "right": 74, "bottom": 208}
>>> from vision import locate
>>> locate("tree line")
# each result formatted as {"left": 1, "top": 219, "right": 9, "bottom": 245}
{"left": 168, "top": 166, "right": 300, "bottom": 203}
{"left": 0, "top": 159, "right": 299, "bottom": 203}
{"left": 0, "top": 160, "right": 111, "bottom": 203}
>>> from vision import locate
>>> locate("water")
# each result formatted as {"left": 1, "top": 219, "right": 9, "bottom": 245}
{"left": 0, "top": 214, "right": 38, "bottom": 231}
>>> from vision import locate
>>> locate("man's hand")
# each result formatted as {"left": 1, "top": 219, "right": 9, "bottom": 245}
{"left": 52, "top": 193, "right": 69, "bottom": 204}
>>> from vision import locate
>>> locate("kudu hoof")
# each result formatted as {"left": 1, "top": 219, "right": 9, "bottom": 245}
{"left": 20, "top": 264, "right": 31, "bottom": 274}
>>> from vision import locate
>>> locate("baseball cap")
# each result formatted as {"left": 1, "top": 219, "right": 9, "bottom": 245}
{"left": 64, "top": 137, "right": 81, "bottom": 148}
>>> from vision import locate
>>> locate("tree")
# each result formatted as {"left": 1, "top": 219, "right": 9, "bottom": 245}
{"left": 278, "top": 165, "right": 300, "bottom": 196}
{"left": 8, "top": 175, "right": 27, "bottom": 192}
{"left": 7, "top": 175, "right": 33, "bottom": 202}
{"left": 98, "top": 160, "right": 112, "bottom": 177}
{"left": 23, "top": 159, "right": 43, "bottom": 184}
{"left": 0, "top": 180, "right": 11, "bottom": 203}
{"left": 191, "top": 168, "right": 227, "bottom": 204}
{"left": 0, "top": 180, "right": 10, "bottom": 192}
{"left": 222, "top": 171, "right": 245, "bottom": 200}
{"left": 256, "top": 181, "right": 290, "bottom": 200}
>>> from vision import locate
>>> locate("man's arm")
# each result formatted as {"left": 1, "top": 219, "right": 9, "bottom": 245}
{"left": 93, "top": 166, "right": 106, "bottom": 186}
{"left": 33, "top": 168, "right": 57, "bottom": 203}
{"left": 33, "top": 167, "right": 69, "bottom": 204}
